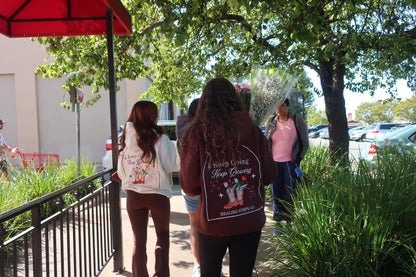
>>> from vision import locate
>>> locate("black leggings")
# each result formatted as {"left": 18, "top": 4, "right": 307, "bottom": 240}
{"left": 198, "top": 230, "right": 261, "bottom": 277}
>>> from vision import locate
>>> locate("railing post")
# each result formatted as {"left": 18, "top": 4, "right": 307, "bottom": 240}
{"left": 106, "top": 6, "right": 124, "bottom": 273}
{"left": 32, "top": 206, "right": 42, "bottom": 276}
{"left": 109, "top": 180, "right": 124, "bottom": 273}
{"left": 0, "top": 223, "right": 7, "bottom": 277}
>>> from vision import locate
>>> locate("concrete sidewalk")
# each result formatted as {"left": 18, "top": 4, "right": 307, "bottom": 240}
{"left": 100, "top": 185, "right": 275, "bottom": 277}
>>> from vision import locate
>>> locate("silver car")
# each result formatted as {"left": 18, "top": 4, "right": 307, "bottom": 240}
{"left": 349, "top": 126, "right": 369, "bottom": 141}
{"left": 365, "top": 123, "right": 404, "bottom": 140}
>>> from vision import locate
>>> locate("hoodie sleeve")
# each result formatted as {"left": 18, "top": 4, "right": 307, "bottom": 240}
{"left": 179, "top": 135, "right": 202, "bottom": 197}
{"left": 296, "top": 116, "right": 309, "bottom": 161}
{"left": 258, "top": 128, "right": 277, "bottom": 185}
{"left": 158, "top": 134, "right": 180, "bottom": 174}
{"left": 117, "top": 152, "right": 126, "bottom": 181}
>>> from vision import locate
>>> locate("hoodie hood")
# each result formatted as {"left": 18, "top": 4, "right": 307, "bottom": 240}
{"left": 176, "top": 115, "right": 193, "bottom": 141}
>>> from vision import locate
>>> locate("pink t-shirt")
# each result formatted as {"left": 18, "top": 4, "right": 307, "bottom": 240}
{"left": 271, "top": 118, "right": 297, "bottom": 162}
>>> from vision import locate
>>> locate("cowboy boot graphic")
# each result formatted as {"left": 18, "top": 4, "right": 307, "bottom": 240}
{"left": 236, "top": 185, "right": 244, "bottom": 206}
{"left": 134, "top": 167, "right": 140, "bottom": 184}
{"left": 223, "top": 182, "right": 237, "bottom": 209}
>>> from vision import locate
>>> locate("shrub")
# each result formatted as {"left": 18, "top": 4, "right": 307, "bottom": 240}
{"left": 266, "top": 146, "right": 416, "bottom": 276}
{"left": 161, "top": 125, "right": 177, "bottom": 140}
{"left": 0, "top": 157, "right": 99, "bottom": 238}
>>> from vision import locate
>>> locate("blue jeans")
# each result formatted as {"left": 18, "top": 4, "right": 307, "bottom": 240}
{"left": 181, "top": 189, "right": 200, "bottom": 213}
{"left": 270, "top": 161, "right": 298, "bottom": 222}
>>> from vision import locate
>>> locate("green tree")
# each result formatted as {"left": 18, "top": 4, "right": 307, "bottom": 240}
{"left": 289, "top": 74, "right": 315, "bottom": 120}
{"left": 355, "top": 99, "right": 397, "bottom": 124}
{"left": 307, "top": 106, "right": 328, "bottom": 125}
{"left": 36, "top": 0, "right": 416, "bottom": 163}
{"left": 371, "top": 100, "right": 395, "bottom": 123}
{"left": 393, "top": 95, "right": 416, "bottom": 122}
{"left": 355, "top": 102, "right": 377, "bottom": 124}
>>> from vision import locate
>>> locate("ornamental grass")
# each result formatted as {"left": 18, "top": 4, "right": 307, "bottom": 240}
{"left": 267, "top": 145, "right": 416, "bottom": 276}
{"left": 0, "top": 157, "right": 99, "bottom": 239}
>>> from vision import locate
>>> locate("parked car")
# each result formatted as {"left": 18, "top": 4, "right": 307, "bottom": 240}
{"left": 365, "top": 123, "right": 405, "bottom": 140}
{"left": 315, "top": 125, "right": 357, "bottom": 140}
{"left": 316, "top": 127, "right": 325, "bottom": 138}
{"left": 360, "top": 125, "right": 416, "bottom": 162}
{"left": 309, "top": 129, "right": 321, "bottom": 138}
{"left": 102, "top": 125, "right": 124, "bottom": 170}
{"left": 308, "top": 124, "right": 327, "bottom": 134}
{"left": 102, "top": 120, "right": 177, "bottom": 170}
{"left": 308, "top": 128, "right": 325, "bottom": 138}
{"left": 320, "top": 127, "right": 330, "bottom": 139}
{"left": 349, "top": 126, "right": 369, "bottom": 141}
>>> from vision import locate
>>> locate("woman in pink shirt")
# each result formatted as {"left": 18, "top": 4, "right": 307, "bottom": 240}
{"left": 264, "top": 98, "right": 309, "bottom": 235}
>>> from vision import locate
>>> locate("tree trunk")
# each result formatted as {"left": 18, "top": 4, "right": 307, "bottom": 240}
{"left": 319, "top": 59, "right": 350, "bottom": 165}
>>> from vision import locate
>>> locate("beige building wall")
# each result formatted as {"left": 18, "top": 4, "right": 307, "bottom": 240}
{"left": 0, "top": 36, "right": 154, "bottom": 166}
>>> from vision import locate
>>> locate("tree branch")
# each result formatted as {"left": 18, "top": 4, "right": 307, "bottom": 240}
{"left": 138, "top": 21, "right": 165, "bottom": 36}
{"left": 304, "top": 61, "right": 319, "bottom": 74}
{"left": 221, "top": 14, "right": 277, "bottom": 52}
{"left": 221, "top": 14, "right": 252, "bottom": 31}
{"left": 402, "top": 26, "right": 416, "bottom": 39}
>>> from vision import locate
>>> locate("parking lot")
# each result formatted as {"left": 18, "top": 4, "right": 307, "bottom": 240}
{"left": 309, "top": 137, "right": 365, "bottom": 162}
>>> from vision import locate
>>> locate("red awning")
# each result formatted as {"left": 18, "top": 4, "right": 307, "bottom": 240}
{"left": 0, "top": 0, "right": 132, "bottom": 38}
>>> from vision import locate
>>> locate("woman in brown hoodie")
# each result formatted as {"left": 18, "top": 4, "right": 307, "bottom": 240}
{"left": 175, "top": 98, "right": 201, "bottom": 276}
{"left": 180, "top": 78, "right": 276, "bottom": 277}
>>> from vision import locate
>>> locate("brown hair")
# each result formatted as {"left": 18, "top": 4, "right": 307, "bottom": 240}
{"left": 182, "top": 78, "right": 244, "bottom": 163}
{"left": 119, "top": 101, "right": 164, "bottom": 164}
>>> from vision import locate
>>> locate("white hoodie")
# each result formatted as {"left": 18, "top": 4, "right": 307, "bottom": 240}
{"left": 117, "top": 122, "right": 179, "bottom": 198}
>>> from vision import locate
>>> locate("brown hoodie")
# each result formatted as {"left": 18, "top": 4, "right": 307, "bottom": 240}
{"left": 175, "top": 115, "right": 192, "bottom": 155}
{"left": 179, "top": 111, "right": 277, "bottom": 237}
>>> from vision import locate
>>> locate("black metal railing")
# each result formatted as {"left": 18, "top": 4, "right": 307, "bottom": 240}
{"left": 0, "top": 169, "right": 123, "bottom": 277}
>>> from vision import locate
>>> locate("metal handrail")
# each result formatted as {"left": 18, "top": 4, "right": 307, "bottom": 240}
{"left": 0, "top": 169, "right": 112, "bottom": 222}
{"left": 0, "top": 168, "right": 124, "bottom": 276}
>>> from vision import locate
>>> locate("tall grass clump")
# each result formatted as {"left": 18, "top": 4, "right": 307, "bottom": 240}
{"left": 0, "top": 157, "right": 99, "bottom": 238}
{"left": 267, "top": 145, "right": 416, "bottom": 276}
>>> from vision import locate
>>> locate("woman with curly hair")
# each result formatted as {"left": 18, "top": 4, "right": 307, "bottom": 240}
{"left": 117, "top": 101, "right": 179, "bottom": 277}
{"left": 180, "top": 78, "right": 277, "bottom": 277}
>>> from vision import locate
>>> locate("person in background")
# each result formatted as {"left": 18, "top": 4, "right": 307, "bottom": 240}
{"left": 180, "top": 78, "right": 277, "bottom": 277}
{"left": 0, "top": 118, "right": 19, "bottom": 179}
{"left": 117, "top": 101, "right": 179, "bottom": 277}
{"left": 264, "top": 98, "right": 309, "bottom": 235}
{"left": 175, "top": 98, "right": 201, "bottom": 277}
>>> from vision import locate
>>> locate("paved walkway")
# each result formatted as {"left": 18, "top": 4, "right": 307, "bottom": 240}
{"left": 100, "top": 185, "right": 275, "bottom": 277}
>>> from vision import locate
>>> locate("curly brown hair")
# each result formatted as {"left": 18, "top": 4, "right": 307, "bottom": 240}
{"left": 182, "top": 78, "right": 244, "bottom": 163}
{"left": 119, "top": 101, "right": 164, "bottom": 165}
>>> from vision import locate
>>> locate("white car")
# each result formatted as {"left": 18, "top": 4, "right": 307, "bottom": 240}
{"left": 102, "top": 120, "right": 178, "bottom": 170}
{"left": 101, "top": 125, "right": 124, "bottom": 170}
{"left": 349, "top": 126, "right": 368, "bottom": 141}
